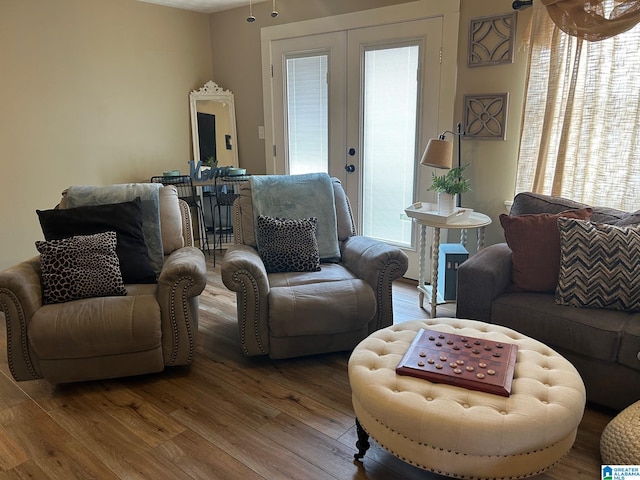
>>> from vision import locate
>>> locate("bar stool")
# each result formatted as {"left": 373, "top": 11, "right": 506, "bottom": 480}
{"left": 150, "top": 175, "right": 211, "bottom": 256}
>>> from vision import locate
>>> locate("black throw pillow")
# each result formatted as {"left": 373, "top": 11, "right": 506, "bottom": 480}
{"left": 37, "top": 198, "right": 157, "bottom": 284}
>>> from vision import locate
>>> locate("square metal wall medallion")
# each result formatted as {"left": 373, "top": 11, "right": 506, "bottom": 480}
{"left": 463, "top": 93, "right": 509, "bottom": 140}
{"left": 468, "top": 12, "right": 516, "bottom": 67}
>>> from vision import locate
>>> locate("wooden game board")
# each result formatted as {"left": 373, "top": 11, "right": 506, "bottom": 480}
{"left": 396, "top": 328, "right": 518, "bottom": 396}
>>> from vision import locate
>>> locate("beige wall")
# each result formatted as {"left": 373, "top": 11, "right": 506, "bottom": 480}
{"left": 209, "top": 0, "right": 532, "bottom": 247}
{"left": 0, "top": 0, "right": 213, "bottom": 270}
{"left": 0, "top": 0, "right": 531, "bottom": 271}
{"left": 455, "top": 0, "right": 532, "bottom": 247}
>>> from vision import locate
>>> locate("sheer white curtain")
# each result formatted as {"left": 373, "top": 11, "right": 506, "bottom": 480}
{"left": 516, "top": 0, "right": 640, "bottom": 210}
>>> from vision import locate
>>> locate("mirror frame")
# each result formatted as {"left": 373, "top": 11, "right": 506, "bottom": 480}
{"left": 189, "top": 81, "right": 239, "bottom": 168}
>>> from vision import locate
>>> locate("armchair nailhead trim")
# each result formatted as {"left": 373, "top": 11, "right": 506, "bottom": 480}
{"left": 233, "top": 203, "right": 243, "bottom": 244}
{"left": 0, "top": 290, "right": 40, "bottom": 380}
{"left": 178, "top": 199, "right": 194, "bottom": 247}
{"left": 375, "top": 260, "right": 405, "bottom": 331}
{"left": 233, "top": 269, "right": 267, "bottom": 356}
{"left": 343, "top": 192, "right": 357, "bottom": 237}
{"left": 168, "top": 276, "right": 196, "bottom": 365}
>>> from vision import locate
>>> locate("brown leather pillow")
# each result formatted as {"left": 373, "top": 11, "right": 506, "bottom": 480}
{"left": 499, "top": 208, "right": 593, "bottom": 292}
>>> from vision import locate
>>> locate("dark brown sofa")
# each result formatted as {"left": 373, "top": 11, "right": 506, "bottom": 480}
{"left": 457, "top": 192, "right": 640, "bottom": 411}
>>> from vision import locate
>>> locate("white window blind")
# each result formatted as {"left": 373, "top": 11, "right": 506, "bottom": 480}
{"left": 286, "top": 55, "right": 328, "bottom": 175}
{"left": 362, "top": 45, "right": 419, "bottom": 245}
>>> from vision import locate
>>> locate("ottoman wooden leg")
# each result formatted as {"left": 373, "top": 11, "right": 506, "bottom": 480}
{"left": 354, "top": 418, "right": 370, "bottom": 460}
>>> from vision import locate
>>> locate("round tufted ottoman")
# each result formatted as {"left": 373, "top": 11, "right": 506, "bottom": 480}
{"left": 600, "top": 400, "right": 640, "bottom": 464}
{"left": 348, "top": 318, "right": 586, "bottom": 479}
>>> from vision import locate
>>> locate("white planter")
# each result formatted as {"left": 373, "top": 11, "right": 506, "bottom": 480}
{"left": 437, "top": 192, "right": 456, "bottom": 215}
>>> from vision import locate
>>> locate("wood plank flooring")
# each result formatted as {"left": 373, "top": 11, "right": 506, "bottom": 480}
{"left": 0, "top": 254, "right": 615, "bottom": 479}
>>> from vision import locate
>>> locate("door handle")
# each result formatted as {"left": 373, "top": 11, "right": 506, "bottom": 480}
{"left": 346, "top": 147, "right": 356, "bottom": 172}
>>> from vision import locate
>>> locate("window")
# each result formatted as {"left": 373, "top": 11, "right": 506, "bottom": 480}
{"left": 516, "top": 2, "right": 640, "bottom": 210}
{"left": 361, "top": 44, "right": 420, "bottom": 245}
{"left": 286, "top": 54, "right": 329, "bottom": 175}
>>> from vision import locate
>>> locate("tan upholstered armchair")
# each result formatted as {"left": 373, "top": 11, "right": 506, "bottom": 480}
{"left": 221, "top": 175, "right": 408, "bottom": 359}
{"left": 0, "top": 185, "right": 207, "bottom": 383}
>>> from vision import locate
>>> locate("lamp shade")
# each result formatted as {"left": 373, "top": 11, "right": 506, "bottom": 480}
{"left": 420, "top": 139, "right": 453, "bottom": 169}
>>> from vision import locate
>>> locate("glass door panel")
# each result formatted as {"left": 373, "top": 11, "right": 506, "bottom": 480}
{"left": 362, "top": 44, "right": 419, "bottom": 246}
{"left": 286, "top": 54, "right": 328, "bottom": 175}
{"left": 270, "top": 32, "right": 347, "bottom": 178}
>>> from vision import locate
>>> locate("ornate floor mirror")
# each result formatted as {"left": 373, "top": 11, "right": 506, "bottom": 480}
{"left": 189, "top": 81, "right": 239, "bottom": 170}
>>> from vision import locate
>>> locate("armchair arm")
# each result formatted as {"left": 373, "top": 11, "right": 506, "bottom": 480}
{"left": 456, "top": 243, "right": 513, "bottom": 322}
{"left": 0, "top": 257, "right": 43, "bottom": 381}
{"left": 157, "top": 246, "right": 207, "bottom": 366}
{"left": 341, "top": 236, "right": 409, "bottom": 333}
{"left": 221, "top": 245, "right": 270, "bottom": 356}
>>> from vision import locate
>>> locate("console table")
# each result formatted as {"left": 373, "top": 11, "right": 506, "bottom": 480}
{"left": 405, "top": 205, "right": 491, "bottom": 317}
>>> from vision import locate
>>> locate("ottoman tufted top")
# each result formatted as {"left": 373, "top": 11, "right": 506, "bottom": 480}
{"left": 349, "top": 318, "right": 586, "bottom": 478}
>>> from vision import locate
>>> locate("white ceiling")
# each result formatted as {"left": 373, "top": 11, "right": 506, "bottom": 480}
{"left": 136, "top": 0, "right": 270, "bottom": 14}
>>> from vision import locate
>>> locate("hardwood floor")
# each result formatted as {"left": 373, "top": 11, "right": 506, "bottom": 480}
{"left": 0, "top": 255, "right": 614, "bottom": 479}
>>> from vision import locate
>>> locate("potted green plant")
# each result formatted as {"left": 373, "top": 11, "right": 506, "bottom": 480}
{"left": 202, "top": 156, "right": 218, "bottom": 169}
{"left": 428, "top": 164, "right": 471, "bottom": 215}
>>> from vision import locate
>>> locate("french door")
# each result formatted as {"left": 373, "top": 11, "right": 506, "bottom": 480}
{"left": 269, "top": 18, "right": 444, "bottom": 279}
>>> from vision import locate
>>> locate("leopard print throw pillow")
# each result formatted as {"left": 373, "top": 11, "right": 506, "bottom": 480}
{"left": 36, "top": 231, "right": 127, "bottom": 304}
{"left": 257, "top": 216, "right": 321, "bottom": 273}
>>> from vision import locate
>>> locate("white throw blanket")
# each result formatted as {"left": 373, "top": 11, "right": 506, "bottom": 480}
{"left": 64, "top": 183, "right": 164, "bottom": 273}
{"left": 249, "top": 173, "right": 340, "bottom": 261}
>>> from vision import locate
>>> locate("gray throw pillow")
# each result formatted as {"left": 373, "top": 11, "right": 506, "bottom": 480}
{"left": 257, "top": 216, "right": 321, "bottom": 273}
{"left": 36, "top": 231, "right": 127, "bottom": 304}
{"left": 555, "top": 218, "right": 640, "bottom": 312}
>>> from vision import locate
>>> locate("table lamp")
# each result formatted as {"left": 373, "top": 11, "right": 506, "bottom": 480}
{"left": 420, "top": 123, "right": 466, "bottom": 207}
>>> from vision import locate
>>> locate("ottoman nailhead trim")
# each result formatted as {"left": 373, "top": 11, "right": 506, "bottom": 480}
{"left": 369, "top": 414, "right": 561, "bottom": 460}
{"left": 363, "top": 415, "right": 567, "bottom": 480}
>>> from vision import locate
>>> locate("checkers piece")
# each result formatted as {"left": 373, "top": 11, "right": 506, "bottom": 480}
{"left": 396, "top": 328, "right": 518, "bottom": 396}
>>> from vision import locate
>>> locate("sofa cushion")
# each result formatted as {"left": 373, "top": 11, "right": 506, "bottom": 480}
{"left": 268, "top": 263, "right": 358, "bottom": 288}
{"left": 37, "top": 198, "right": 157, "bottom": 284}
{"left": 499, "top": 208, "right": 592, "bottom": 292}
{"left": 613, "top": 209, "right": 640, "bottom": 227}
{"left": 269, "top": 278, "right": 375, "bottom": 337}
{"left": 35, "top": 231, "right": 127, "bottom": 304}
{"left": 556, "top": 218, "right": 640, "bottom": 312}
{"left": 510, "top": 192, "right": 628, "bottom": 224}
{"left": 29, "top": 293, "right": 161, "bottom": 359}
{"left": 618, "top": 315, "right": 640, "bottom": 372}
{"left": 257, "top": 215, "right": 321, "bottom": 273}
{"left": 491, "top": 292, "right": 625, "bottom": 363}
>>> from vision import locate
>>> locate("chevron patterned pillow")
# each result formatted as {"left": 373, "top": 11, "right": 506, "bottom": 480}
{"left": 555, "top": 218, "right": 640, "bottom": 312}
